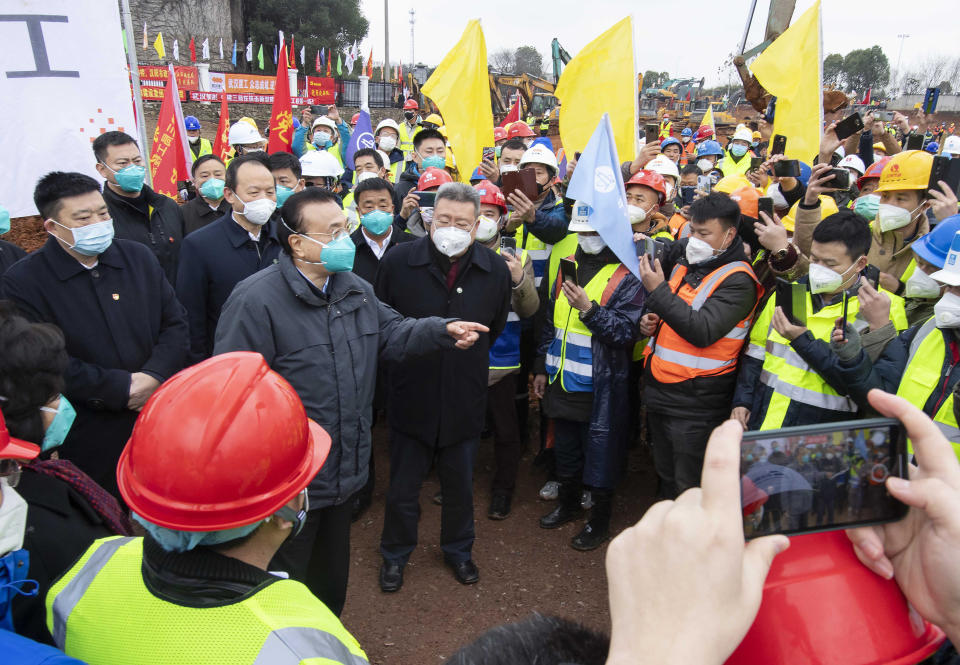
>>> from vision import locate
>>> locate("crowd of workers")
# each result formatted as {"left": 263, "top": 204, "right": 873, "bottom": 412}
{"left": 3, "top": 84, "right": 960, "bottom": 663}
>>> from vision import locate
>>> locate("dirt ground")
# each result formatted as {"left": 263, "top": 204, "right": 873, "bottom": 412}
{"left": 341, "top": 411, "right": 659, "bottom": 665}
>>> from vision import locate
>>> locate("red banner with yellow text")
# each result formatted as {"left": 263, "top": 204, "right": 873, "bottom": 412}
{"left": 149, "top": 78, "right": 190, "bottom": 199}
{"left": 305, "top": 77, "right": 336, "bottom": 104}
{"left": 267, "top": 44, "right": 294, "bottom": 153}
{"left": 138, "top": 65, "right": 199, "bottom": 90}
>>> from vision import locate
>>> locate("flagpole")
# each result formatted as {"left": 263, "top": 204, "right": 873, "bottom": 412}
{"left": 120, "top": 0, "right": 152, "bottom": 185}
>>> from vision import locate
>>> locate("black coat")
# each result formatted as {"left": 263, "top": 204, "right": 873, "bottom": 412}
{"left": 1, "top": 238, "right": 189, "bottom": 495}
{"left": 103, "top": 184, "right": 186, "bottom": 283}
{"left": 0, "top": 239, "right": 26, "bottom": 274}
{"left": 376, "top": 236, "right": 511, "bottom": 446}
{"left": 182, "top": 196, "right": 231, "bottom": 235}
{"left": 350, "top": 226, "right": 411, "bottom": 285}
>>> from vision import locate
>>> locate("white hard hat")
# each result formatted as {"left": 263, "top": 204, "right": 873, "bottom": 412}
{"left": 732, "top": 124, "right": 753, "bottom": 143}
{"left": 646, "top": 154, "right": 680, "bottom": 183}
{"left": 567, "top": 200, "right": 594, "bottom": 232}
{"left": 838, "top": 154, "right": 865, "bottom": 176}
{"left": 943, "top": 135, "right": 960, "bottom": 156}
{"left": 375, "top": 118, "right": 400, "bottom": 135}
{"left": 931, "top": 231, "right": 960, "bottom": 286}
{"left": 300, "top": 150, "right": 344, "bottom": 177}
{"left": 376, "top": 150, "right": 390, "bottom": 168}
{"left": 519, "top": 144, "right": 559, "bottom": 176}
{"left": 228, "top": 121, "right": 264, "bottom": 146}
{"left": 312, "top": 116, "right": 338, "bottom": 133}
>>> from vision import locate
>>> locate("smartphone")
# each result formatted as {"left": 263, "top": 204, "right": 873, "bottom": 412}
{"left": 311, "top": 105, "right": 328, "bottom": 116}
{"left": 826, "top": 168, "right": 851, "bottom": 190}
{"left": 840, "top": 290, "right": 849, "bottom": 340}
{"left": 645, "top": 124, "right": 660, "bottom": 144}
{"left": 500, "top": 236, "right": 517, "bottom": 257}
{"left": 863, "top": 264, "right": 880, "bottom": 290}
{"left": 758, "top": 197, "right": 774, "bottom": 219}
{"left": 750, "top": 157, "right": 765, "bottom": 172}
{"left": 482, "top": 147, "right": 496, "bottom": 163}
{"left": 773, "top": 160, "right": 801, "bottom": 178}
{"left": 560, "top": 258, "right": 577, "bottom": 284}
{"left": 929, "top": 155, "right": 960, "bottom": 197}
{"left": 680, "top": 186, "right": 696, "bottom": 207}
{"left": 775, "top": 277, "right": 807, "bottom": 326}
{"left": 880, "top": 110, "right": 894, "bottom": 122}
{"left": 740, "top": 417, "right": 908, "bottom": 539}
{"left": 413, "top": 191, "right": 436, "bottom": 207}
{"left": 906, "top": 133, "right": 924, "bottom": 151}
{"left": 501, "top": 168, "right": 539, "bottom": 201}
{"left": 697, "top": 175, "right": 712, "bottom": 193}
{"left": 771, "top": 134, "right": 787, "bottom": 156}
{"left": 834, "top": 113, "right": 865, "bottom": 141}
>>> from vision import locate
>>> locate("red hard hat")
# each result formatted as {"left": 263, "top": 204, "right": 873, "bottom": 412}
{"left": 858, "top": 156, "right": 891, "bottom": 189}
{"left": 403, "top": 98, "right": 419, "bottom": 111}
{"left": 350, "top": 113, "right": 360, "bottom": 125}
{"left": 417, "top": 167, "right": 453, "bottom": 191}
{"left": 493, "top": 127, "right": 507, "bottom": 142}
{"left": 625, "top": 169, "right": 667, "bottom": 205}
{"left": 117, "top": 352, "right": 331, "bottom": 531}
{"left": 507, "top": 122, "right": 535, "bottom": 139}
{"left": 0, "top": 409, "right": 40, "bottom": 460}
{"left": 474, "top": 180, "right": 507, "bottom": 213}
{"left": 726, "top": 531, "right": 944, "bottom": 665}
{"left": 693, "top": 126, "right": 714, "bottom": 142}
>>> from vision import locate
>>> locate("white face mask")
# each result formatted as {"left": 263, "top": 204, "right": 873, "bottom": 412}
{"left": 500, "top": 164, "right": 519, "bottom": 175}
{"left": 877, "top": 203, "right": 919, "bottom": 233}
{"left": 356, "top": 171, "right": 378, "bottom": 183}
{"left": 235, "top": 195, "right": 276, "bottom": 226}
{"left": 934, "top": 292, "right": 960, "bottom": 328}
{"left": 685, "top": 236, "right": 715, "bottom": 264}
{"left": 420, "top": 207, "right": 434, "bottom": 226}
{"left": 904, "top": 268, "right": 942, "bottom": 299}
{"left": 0, "top": 479, "right": 27, "bottom": 556}
{"left": 432, "top": 225, "right": 473, "bottom": 257}
{"left": 476, "top": 215, "right": 500, "bottom": 243}
{"left": 378, "top": 135, "right": 397, "bottom": 152}
{"left": 578, "top": 234, "right": 606, "bottom": 254}
{"left": 627, "top": 204, "right": 650, "bottom": 226}
{"left": 808, "top": 262, "right": 858, "bottom": 295}
{"left": 188, "top": 135, "right": 200, "bottom": 144}
{"left": 697, "top": 159, "right": 715, "bottom": 173}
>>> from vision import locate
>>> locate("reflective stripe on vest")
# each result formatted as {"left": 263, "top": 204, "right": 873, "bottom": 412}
{"left": 489, "top": 248, "right": 529, "bottom": 370}
{"left": 47, "top": 537, "right": 368, "bottom": 665}
{"left": 678, "top": 221, "right": 692, "bottom": 239}
{"left": 646, "top": 261, "right": 759, "bottom": 383}
{"left": 515, "top": 226, "right": 552, "bottom": 287}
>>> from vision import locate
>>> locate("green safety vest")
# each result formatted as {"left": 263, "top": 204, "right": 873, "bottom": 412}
{"left": 546, "top": 234, "right": 580, "bottom": 297}
{"left": 47, "top": 537, "right": 368, "bottom": 665}
{"left": 190, "top": 138, "right": 213, "bottom": 160}
{"left": 895, "top": 317, "right": 960, "bottom": 457}
{"left": 745, "top": 285, "right": 909, "bottom": 430}
{"left": 718, "top": 150, "right": 755, "bottom": 178}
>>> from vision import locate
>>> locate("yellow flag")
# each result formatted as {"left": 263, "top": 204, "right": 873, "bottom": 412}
{"left": 154, "top": 32, "right": 166, "bottom": 60}
{"left": 421, "top": 20, "right": 493, "bottom": 183}
{"left": 750, "top": 0, "right": 822, "bottom": 162}
{"left": 699, "top": 104, "right": 715, "bottom": 135}
{"left": 555, "top": 17, "right": 635, "bottom": 162}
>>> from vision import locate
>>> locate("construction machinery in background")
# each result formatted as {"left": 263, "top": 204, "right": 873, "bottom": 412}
{"left": 488, "top": 72, "right": 559, "bottom": 121}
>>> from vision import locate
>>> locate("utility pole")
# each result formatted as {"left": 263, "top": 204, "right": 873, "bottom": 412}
{"left": 409, "top": 9, "right": 415, "bottom": 65}
{"left": 384, "top": 0, "right": 389, "bottom": 81}
{"left": 896, "top": 33, "right": 910, "bottom": 91}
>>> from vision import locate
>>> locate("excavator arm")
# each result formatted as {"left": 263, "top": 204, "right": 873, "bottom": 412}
{"left": 734, "top": 0, "right": 797, "bottom": 112}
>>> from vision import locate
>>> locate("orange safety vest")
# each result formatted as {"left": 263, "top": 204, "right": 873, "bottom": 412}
{"left": 680, "top": 140, "right": 696, "bottom": 166}
{"left": 644, "top": 261, "right": 760, "bottom": 383}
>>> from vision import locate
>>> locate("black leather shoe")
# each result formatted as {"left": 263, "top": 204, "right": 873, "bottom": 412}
{"left": 379, "top": 560, "right": 404, "bottom": 592}
{"left": 447, "top": 559, "right": 479, "bottom": 585}
{"left": 571, "top": 522, "right": 611, "bottom": 551}
{"left": 488, "top": 494, "right": 512, "bottom": 520}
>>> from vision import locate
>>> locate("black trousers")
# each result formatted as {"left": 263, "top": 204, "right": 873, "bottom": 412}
{"left": 269, "top": 499, "right": 354, "bottom": 616}
{"left": 553, "top": 418, "right": 591, "bottom": 480}
{"left": 380, "top": 430, "right": 478, "bottom": 565}
{"left": 648, "top": 412, "right": 726, "bottom": 499}
{"left": 487, "top": 376, "right": 523, "bottom": 496}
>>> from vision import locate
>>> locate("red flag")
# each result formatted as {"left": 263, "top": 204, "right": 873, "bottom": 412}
{"left": 326, "top": 50, "right": 331, "bottom": 76}
{"left": 366, "top": 49, "right": 373, "bottom": 77}
{"left": 189, "top": 37, "right": 196, "bottom": 62}
{"left": 498, "top": 95, "right": 521, "bottom": 128}
{"left": 289, "top": 35, "right": 296, "bottom": 68}
{"left": 861, "top": 88, "right": 872, "bottom": 105}
{"left": 212, "top": 93, "right": 231, "bottom": 161}
{"left": 149, "top": 66, "right": 191, "bottom": 199}
{"left": 267, "top": 43, "right": 294, "bottom": 153}
{"left": 315, "top": 49, "right": 321, "bottom": 74}
{"left": 685, "top": 90, "right": 691, "bottom": 101}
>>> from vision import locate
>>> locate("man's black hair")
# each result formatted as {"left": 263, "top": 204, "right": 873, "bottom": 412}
{"left": 690, "top": 192, "right": 741, "bottom": 229}
{"left": 448, "top": 614, "right": 609, "bottom": 665}
{"left": 501, "top": 138, "right": 527, "bottom": 153}
{"left": 278, "top": 187, "right": 343, "bottom": 254}
{"left": 413, "top": 128, "right": 445, "bottom": 150}
{"left": 353, "top": 177, "right": 395, "bottom": 207}
{"left": 191, "top": 154, "right": 225, "bottom": 178}
{"left": 33, "top": 171, "right": 101, "bottom": 220}
{"left": 268, "top": 152, "right": 302, "bottom": 180}
{"left": 225, "top": 152, "right": 273, "bottom": 192}
{"left": 813, "top": 209, "right": 872, "bottom": 259}
{"left": 353, "top": 148, "right": 384, "bottom": 168}
{"left": 681, "top": 164, "right": 702, "bottom": 177}
{"left": 92, "top": 131, "right": 138, "bottom": 164}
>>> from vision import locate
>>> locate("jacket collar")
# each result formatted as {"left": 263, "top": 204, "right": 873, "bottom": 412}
{"left": 222, "top": 212, "right": 279, "bottom": 249}
{"left": 102, "top": 182, "right": 158, "bottom": 210}
{"left": 42, "top": 235, "right": 123, "bottom": 281}
{"left": 874, "top": 215, "right": 930, "bottom": 257}
{"left": 278, "top": 252, "right": 363, "bottom": 308}
{"left": 408, "top": 234, "right": 492, "bottom": 272}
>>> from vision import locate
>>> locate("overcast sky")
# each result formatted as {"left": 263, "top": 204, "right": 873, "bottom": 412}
{"left": 358, "top": 0, "right": 958, "bottom": 87}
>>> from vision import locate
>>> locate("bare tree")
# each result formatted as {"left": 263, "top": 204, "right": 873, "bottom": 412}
{"left": 128, "top": 0, "right": 235, "bottom": 68}
{"left": 489, "top": 48, "right": 514, "bottom": 73}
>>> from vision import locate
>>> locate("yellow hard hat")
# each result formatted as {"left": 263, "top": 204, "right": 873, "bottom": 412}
{"left": 875, "top": 150, "right": 934, "bottom": 194}
{"left": 781, "top": 196, "right": 839, "bottom": 232}
{"left": 424, "top": 113, "right": 443, "bottom": 126}
{"left": 872, "top": 142, "right": 887, "bottom": 153}
{"left": 752, "top": 131, "right": 762, "bottom": 141}
{"left": 715, "top": 174, "right": 751, "bottom": 194}
{"left": 239, "top": 117, "right": 259, "bottom": 130}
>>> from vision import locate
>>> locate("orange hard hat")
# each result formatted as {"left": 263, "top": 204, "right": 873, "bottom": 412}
{"left": 858, "top": 156, "right": 890, "bottom": 189}
{"left": 117, "top": 352, "right": 331, "bottom": 531}
{"left": 417, "top": 167, "right": 453, "bottom": 191}
{"left": 350, "top": 113, "right": 360, "bottom": 125}
{"left": 507, "top": 122, "right": 535, "bottom": 139}
{"left": 474, "top": 180, "right": 507, "bottom": 213}
{"left": 0, "top": 409, "right": 40, "bottom": 461}
{"left": 493, "top": 127, "right": 507, "bottom": 142}
{"left": 625, "top": 169, "right": 667, "bottom": 206}
{"left": 730, "top": 185, "right": 762, "bottom": 219}
{"left": 403, "top": 98, "right": 419, "bottom": 111}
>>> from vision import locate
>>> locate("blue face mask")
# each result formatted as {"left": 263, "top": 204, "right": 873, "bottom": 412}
{"left": 361, "top": 209, "right": 394, "bottom": 235}
{"left": 51, "top": 219, "right": 114, "bottom": 256}
{"left": 40, "top": 395, "right": 76, "bottom": 452}
{"left": 853, "top": 193, "right": 880, "bottom": 221}
{"left": 199, "top": 178, "right": 225, "bottom": 200}
{"left": 313, "top": 131, "right": 333, "bottom": 149}
{"left": 421, "top": 155, "right": 445, "bottom": 170}
{"left": 298, "top": 231, "right": 356, "bottom": 272}
{"left": 104, "top": 163, "right": 146, "bottom": 193}
{"left": 730, "top": 143, "right": 749, "bottom": 158}
{"left": 275, "top": 185, "right": 295, "bottom": 207}
{"left": 0, "top": 205, "right": 9, "bottom": 235}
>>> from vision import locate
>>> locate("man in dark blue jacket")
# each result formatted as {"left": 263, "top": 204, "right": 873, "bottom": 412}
{"left": 1, "top": 172, "right": 188, "bottom": 498}
{"left": 175, "top": 153, "right": 281, "bottom": 361}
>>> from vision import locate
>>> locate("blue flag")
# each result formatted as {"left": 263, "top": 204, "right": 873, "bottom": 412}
{"left": 566, "top": 113, "right": 638, "bottom": 278}
{"left": 345, "top": 110, "right": 375, "bottom": 170}
{"left": 320, "top": 47, "right": 325, "bottom": 68}
{"left": 231, "top": 40, "right": 237, "bottom": 67}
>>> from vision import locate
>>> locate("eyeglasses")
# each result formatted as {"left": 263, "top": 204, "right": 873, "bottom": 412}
{"left": 432, "top": 217, "right": 477, "bottom": 232}
{"left": 300, "top": 228, "right": 349, "bottom": 243}
{"left": 0, "top": 459, "right": 22, "bottom": 488}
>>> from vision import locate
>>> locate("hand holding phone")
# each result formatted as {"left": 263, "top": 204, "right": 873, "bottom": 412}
{"left": 834, "top": 113, "right": 865, "bottom": 141}
{"left": 560, "top": 258, "right": 577, "bottom": 285}
{"left": 771, "top": 134, "right": 787, "bottom": 156}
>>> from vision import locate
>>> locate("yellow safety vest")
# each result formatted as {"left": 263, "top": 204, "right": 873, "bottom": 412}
{"left": 719, "top": 150, "right": 755, "bottom": 177}
{"left": 341, "top": 192, "right": 361, "bottom": 233}
{"left": 46, "top": 537, "right": 368, "bottom": 665}
{"left": 190, "top": 138, "right": 213, "bottom": 161}
{"left": 489, "top": 247, "right": 530, "bottom": 371}
{"left": 546, "top": 234, "right": 579, "bottom": 297}
{"left": 745, "top": 285, "right": 909, "bottom": 430}
{"left": 398, "top": 122, "right": 421, "bottom": 163}
{"left": 895, "top": 317, "right": 960, "bottom": 457}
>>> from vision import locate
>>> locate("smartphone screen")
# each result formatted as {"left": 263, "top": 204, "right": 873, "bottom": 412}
{"left": 741, "top": 418, "right": 908, "bottom": 538}
{"left": 771, "top": 134, "right": 787, "bottom": 156}
{"left": 775, "top": 277, "right": 806, "bottom": 326}
{"left": 906, "top": 134, "right": 924, "bottom": 151}
{"left": 697, "top": 175, "right": 712, "bottom": 193}
{"left": 827, "top": 168, "right": 851, "bottom": 189}
{"left": 681, "top": 186, "right": 696, "bottom": 206}
{"left": 482, "top": 147, "right": 496, "bottom": 162}
{"left": 863, "top": 265, "right": 880, "bottom": 290}
{"left": 560, "top": 258, "right": 577, "bottom": 284}
{"left": 500, "top": 236, "right": 517, "bottom": 256}
{"left": 758, "top": 197, "right": 774, "bottom": 219}
{"left": 834, "top": 113, "right": 864, "bottom": 141}
{"left": 414, "top": 191, "right": 436, "bottom": 207}
{"left": 645, "top": 124, "right": 660, "bottom": 144}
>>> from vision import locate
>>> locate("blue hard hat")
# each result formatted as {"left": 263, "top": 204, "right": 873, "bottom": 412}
{"left": 660, "top": 137, "right": 682, "bottom": 151}
{"left": 912, "top": 215, "right": 960, "bottom": 268}
{"left": 696, "top": 140, "right": 723, "bottom": 158}
{"left": 797, "top": 162, "right": 812, "bottom": 187}
{"left": 925, "top": 142, "right": 939, "bottom": 154}
{"left": 470, "top": 167, "right": 484, "bottom": 182}
{"left": 681, "top": 127, "right": 693, "bottom": 137}
{"left": 184, "top": 115, "right": 201, "bottom": 131}
{"left": 292, "top": 117, "right": 302, "bottom": 130}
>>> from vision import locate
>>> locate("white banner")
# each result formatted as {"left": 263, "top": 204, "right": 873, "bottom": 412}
{"left": 0, "top": 1, "right": 136, "bottom": 217}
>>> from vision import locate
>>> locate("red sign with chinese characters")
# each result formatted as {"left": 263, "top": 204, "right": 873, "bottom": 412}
{"left": 138, "top": 66, "right": 199, "bottom": 90}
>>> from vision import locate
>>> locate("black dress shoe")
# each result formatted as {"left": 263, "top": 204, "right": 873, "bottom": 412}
{"left": 571, "top": 522, "right": 611, "bottom": 551}
{"left": 379, "top": 560, "right": 404, "bottom": 592}
{"left": 447, "top": 559, "right": 479, "bottom": 585}
{"left": 488, "top": 493, "right": 512, "bottom": 520}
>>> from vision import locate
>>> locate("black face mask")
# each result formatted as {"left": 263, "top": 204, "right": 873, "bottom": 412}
{"left": 274, "top": 489, "right": 309, "bottom": 541}
{"left": 404, "top": 111, "right": 415, "bottom": 121}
